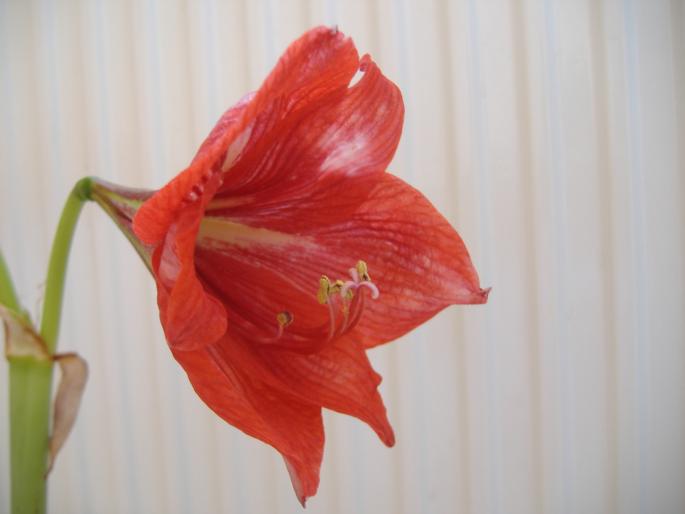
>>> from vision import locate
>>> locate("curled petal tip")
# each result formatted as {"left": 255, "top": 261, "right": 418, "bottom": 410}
{"left": 479, "top": 287, "right": 492, "bottom": 303}
{"left": 383, "top": 429, "right": 396, "bottom": 448}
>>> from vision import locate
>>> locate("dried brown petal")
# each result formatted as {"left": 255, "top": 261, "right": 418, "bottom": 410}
{"left": 45, "top": 352, "right": 88, "bottom": 475}
{"left": 0, "top": 305, "right": 50, "bottom": 361}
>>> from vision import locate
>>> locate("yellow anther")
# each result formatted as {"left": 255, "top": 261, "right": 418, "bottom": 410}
{"left": 318, "top": 268, "right": 366, "bottom": 305}
{"left": 311, "top": 261, "right": 378, "bottom": 342}
{"left": 276, "top": 311, "right": 293, "bottom": 327}
{"left": 356, "top": 260, "right": 370, "bottom": 281}
{"left": 317, "top": 276, "right": 332, "bottom": 304}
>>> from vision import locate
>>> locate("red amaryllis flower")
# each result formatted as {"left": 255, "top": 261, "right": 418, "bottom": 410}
{"left": 94, "top": 26, "right": 488, "bottom": 505}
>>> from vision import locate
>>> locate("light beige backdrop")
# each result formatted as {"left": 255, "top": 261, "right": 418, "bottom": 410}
{"left": 1, "top": 1, "right": 684, "bottom": 513}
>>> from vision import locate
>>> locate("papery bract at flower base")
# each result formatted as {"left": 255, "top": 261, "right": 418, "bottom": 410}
{"left": 95, "top": 26, "right": 489, "bottom": 506}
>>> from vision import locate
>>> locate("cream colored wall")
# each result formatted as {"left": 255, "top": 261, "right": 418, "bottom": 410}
{"left": 1, "top": 1, "right": 684, "bottom": 513}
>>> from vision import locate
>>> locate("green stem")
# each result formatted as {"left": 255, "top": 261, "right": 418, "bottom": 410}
{"left": 8, "top": 178, "right": 92, "bottom": 514}
{"left": 9, "top": 360, "right": 53, "bottom": 514}
{"left": 0, "top": 250, "right": 21, "bottom": 311}
{"left": 40, "top": 177, "right": 92, "bottom": 352}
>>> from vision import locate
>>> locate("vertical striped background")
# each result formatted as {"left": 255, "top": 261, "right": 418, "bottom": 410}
{"left": 1, "top": 1, "right": 683, "bottom": 513}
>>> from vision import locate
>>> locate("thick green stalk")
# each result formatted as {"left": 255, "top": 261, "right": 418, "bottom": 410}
{"left": 9, "top": 360, "right": 53, "bottom": 514}
{"left": 7, "top": 178, "right": 92, "bottom": 514}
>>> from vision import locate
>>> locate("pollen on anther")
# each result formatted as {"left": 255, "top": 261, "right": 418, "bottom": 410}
{"left": 277, "top": 311, "right": 293, "bottom": 327}
{"left": 355, "top": 260, "right": 370, "bottom": 281}
{"left": 317, "top": 276, "right": 331, "bottom": 304}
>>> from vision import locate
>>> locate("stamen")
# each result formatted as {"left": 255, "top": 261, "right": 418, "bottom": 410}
{"left": 317, "top": 276, "right": 332, "bottom": 304}
{"left": 317, "top": 260, "right": 380, "bottom": 341}
{"left": 339, "top": 292, "right": 365, "bottom": 334}
{"left": 326, "top": 299, "right": 338, "bottom": 341}
{"left": 340, "top": 281, "right": 356, "bottom": 299}
{"left": 317, "top": 276, "right": 345, "bottom": 304}
{"left": 250, "top": 311, "right": 293, "bottom": 343}
{"left": 340, "top": 260, "right": 379, "bottom": 299}
{"left": 275, "top": 311, "right": 293, "bottom": 338}
{"left": 251, "top": 261, "right": 380, "bottom": 351}
{"left": 356, "top": 260, "right": 371, "bottom": 281}
{"left": 277, "top": 311, "right": 293, "bottom": 328}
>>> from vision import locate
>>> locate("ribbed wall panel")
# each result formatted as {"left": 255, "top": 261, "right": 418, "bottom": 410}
{"left": 1, "top": 1, "right": 683, "bottom": 513}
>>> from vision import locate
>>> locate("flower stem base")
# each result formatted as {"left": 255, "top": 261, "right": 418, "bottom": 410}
{"left": 9, "top": 358, "right": 53, "bottom": 514}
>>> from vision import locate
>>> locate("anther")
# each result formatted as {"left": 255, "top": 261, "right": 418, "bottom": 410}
{"left": 256, "top": 311, "right": 294, "bottom": 343}
{"left": 340, "top": 260, "right": 380, "bottom": 299}
{"left": 356, "top": 260, "right": 370, "bottom": 281}
{"left": 317, "top": 276, "right": 332, "bottom": 304}
{"left": 318, "top": 276, "right": 346, "bottom": 304}
{"left": 276, "top": 311, "right": 293, "bottom": 328}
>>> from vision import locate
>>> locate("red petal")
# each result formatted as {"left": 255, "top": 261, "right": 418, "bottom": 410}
{"left": 151, "top": 206, "right": 227, "bottom": 350}
{"left": 256, "top": 336, "right": 395, "bottom": 447}
{"left": 208, "top": 55, "right": 403, "bottom": 219}
{"left": 133, "top": 27, "right": 361, "bottom": 350}
{"left": 191, "top": 54, "right": 405, "bottom": 351}
{"left": 205, "top": 328, "right": 394, "bottom": 445}
{"left": 331, "top": 174, "right": 490, "bottom": 348}
{"left": 191, "top": 93, "right": 255, "bottom": 165}
{"left": 196, "top": 173, "right": 487, "bottom": 351}
{"left": 134, "top": 26, "right": 358, "bottom": 246}
{"left": 189, "top": 329, "right": 393, "bottom": 489}
{"left": 173, "top": 343, "right": 324, "bottom": 505}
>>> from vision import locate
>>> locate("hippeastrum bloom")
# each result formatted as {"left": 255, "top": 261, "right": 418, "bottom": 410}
{"left": 91, "top": 26, "right": 489, "bottom": 505}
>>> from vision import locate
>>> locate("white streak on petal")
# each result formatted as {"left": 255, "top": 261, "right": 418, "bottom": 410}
{"left": 319, "top": 134, "right": 367, "bottom": 174}
{"left": 222, "top": 124, "right": 253, "bottom": 171}
{"left": 197, "top": 218, "right": 316, "bottom": 251}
